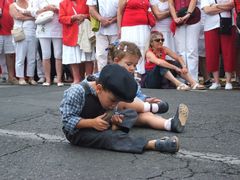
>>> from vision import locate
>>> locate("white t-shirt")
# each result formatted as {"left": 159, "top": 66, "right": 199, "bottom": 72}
{"left": 31, "top": 0, "right": 63, "bottom": 38}
{"left": 201, "top": 0, "right": 233, "bottom": 31}
{"left": 86, "top": 0, "right": 118, "bottom": 35}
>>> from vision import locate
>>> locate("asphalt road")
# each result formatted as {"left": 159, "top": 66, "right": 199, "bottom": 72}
{"left": 0, "top": 84, "right": 239, "bottom": 180}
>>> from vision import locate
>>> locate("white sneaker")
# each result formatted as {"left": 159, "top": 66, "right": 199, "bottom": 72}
{"left": 209, "top": 83, "right": 221, "bottom": 90}
{"left": 225, "top": 83, "right": 233, "bottom": 90}
{"left": 38, "top": 77, "right": 45, "bottom": 83}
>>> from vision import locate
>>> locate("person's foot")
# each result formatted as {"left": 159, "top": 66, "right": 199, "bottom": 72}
{"left": 42, "top": 82, "right": 51, "bottom": 86}
{"left": 155, "top": 136, "right": 179, "bottom": 153}
{"left": 171, "top": 103, "right": 189, "bottom": 133}
{"left": 8, "top": 77, "right": 19, "bottom": 85}
{"left": 209, "top": 83, "right": 221, "bottom": 90}
{"left": 152, "top": 101, "right": 169, "bottom": 114}
{"left": 18, "top": 79, "right": 28, "bottom": 85}
{"left": 28, "top": 78, "right": 37, "bottom": 85}
{"left": 37, "top": 77, "right": 45, "bottom": 83}
{"left": 225, "top": 83, "right": 233, "bottom": 90}
{"left": 203, "top": 79, "right": 212, "bottom": 88}
{"left": 57, "top": 82, "right": 64, "bottom": 87}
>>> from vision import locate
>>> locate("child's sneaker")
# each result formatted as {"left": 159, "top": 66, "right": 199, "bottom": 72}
{"left": 209, "top": 83, "right": 221, "bottom": 90}
{"left": 171, "top": 104, "right": 189, "bottom": 133}
{"left": 225, "top": 83, "right": 233, "bottom": 90}
{"left": 155, "top": 136, "right": 179, "bottom": 153}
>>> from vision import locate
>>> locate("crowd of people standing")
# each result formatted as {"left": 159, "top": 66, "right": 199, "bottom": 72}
{"left": 0, "top": 0, "right": 239, "bottom": 90}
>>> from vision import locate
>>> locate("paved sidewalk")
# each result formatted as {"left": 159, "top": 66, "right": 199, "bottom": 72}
{"left": 0, "top": 84, "right": 239, "bottom": 180}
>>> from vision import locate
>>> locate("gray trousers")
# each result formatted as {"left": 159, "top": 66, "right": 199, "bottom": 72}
{"left": 64, "top": 109, "right": 148, "bottom": 154}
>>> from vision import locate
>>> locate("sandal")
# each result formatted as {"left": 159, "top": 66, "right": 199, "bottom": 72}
{"left": 177, "top": 83, "right": 190, "bottom": 91}
{"left": 191, "top": 83, "right": 206, "bottom": 90}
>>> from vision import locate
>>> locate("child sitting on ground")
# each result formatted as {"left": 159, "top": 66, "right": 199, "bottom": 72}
{"left": 87, "top": 41, "right": 189, "bottom": 133}
{"left": 60, "top": 64, "right": 179, "bottom": 153}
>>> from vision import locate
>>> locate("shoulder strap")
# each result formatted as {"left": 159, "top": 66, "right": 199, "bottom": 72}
{"left": 80, "top": 82, "right": 91, "bottom": 95}
{"left": 214, "top": 0, "right": 232, "bottom": 18}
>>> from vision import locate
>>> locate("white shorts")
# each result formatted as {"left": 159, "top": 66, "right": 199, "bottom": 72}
{"left": 39, "top": 38, "right": 62, "bottom": 59}
{"left": 0, "top": 35, "right": 15, "bottom": 54}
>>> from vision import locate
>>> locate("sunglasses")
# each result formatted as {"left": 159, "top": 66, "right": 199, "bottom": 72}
{"left": 153, "top": 38, "right": 165, "bottom": 43}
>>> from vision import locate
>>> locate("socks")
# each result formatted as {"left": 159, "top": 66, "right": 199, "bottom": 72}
{"left": 164, "top": 118, "right": 172, "bottom": 131}
{"left": 143, "top": 102, "right": 159, "bottom": 113}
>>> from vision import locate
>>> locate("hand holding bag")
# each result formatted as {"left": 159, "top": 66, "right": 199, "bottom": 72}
{"left": 35, "top": 0, "right": 54, "bottom": 25}
{"left": 177, "top": 7, "right": 201, "bottom": 25}
{"left": 35, "top": 10, "right": 54, "bottom": 25}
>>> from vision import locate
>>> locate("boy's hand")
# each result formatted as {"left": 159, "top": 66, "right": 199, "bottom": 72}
{"left": 111, "top": 113, "right": 124, "bottom": 125}
{"left": 92, "top": 114, "right": 110, "bottom": 131}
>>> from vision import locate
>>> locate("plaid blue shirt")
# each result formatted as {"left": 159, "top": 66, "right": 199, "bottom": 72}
{"left": 59, "top": 83, "right": 96, "bottom": 135}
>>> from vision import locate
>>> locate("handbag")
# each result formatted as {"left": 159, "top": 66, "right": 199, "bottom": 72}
{"left": 11, "top": 20, "right": 25, "bottom": 42}
{"left": 35, "top": 0, "right": 54, "bottom": 25}
{"left": 11, "top": 27, "right": 25, "bottom": 42}
{"left": 90, "top": 0, "right": 100, "bottom": 32}
{"left": 147, "top": 11, "right": 156, "bottom": 27}
{"left": 177, "top": 7, "right": 201, "bottom": 25}
{"left": 219, "top": 17, "right": 232, "bottom": 35}
{"left": 215, "top": 0, "right": 232, "bottom": 35}
{"left": 35, "top": 10, "right": 54, "bottom": 25}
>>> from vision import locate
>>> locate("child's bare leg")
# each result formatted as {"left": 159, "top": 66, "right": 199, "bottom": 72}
{"left": 118, "top": 98, "right": 144, "bottom": 112}
{"left": 136, "top": 112, "right": 166, "bottom": 129}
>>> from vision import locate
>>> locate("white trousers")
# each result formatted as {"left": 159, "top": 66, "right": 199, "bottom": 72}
{"left": 174, "top": 22, "right": 201, "bottom": 82}
{"left": 15, "top": 35, "right": 37, "bottom": 78}
{"left": 96, "top": 34, "right": 118, "bottom": 71}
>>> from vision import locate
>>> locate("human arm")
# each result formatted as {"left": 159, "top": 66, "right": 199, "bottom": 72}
{"left": 151, "top": 4, "right": 170, "bottom": 21}
{"left": 117, "top": 0, "right": 127, "bottom": 37}
{"left": 146, "top": 49, "right": 182, "bottom": 73}
{"left": 59, "top": 85, "right": 110, "bottom": 133}
{"left": 202, "top": 0, "right": 234, "bottom": 15}
{"left": 9, "top": 4, "right": 34, "bottom": 21}
{"left": 164, "top": 47, "right": 188, "bottom": 74}
{"left": 168, "top": 0, "right": 183, "bottom": 24}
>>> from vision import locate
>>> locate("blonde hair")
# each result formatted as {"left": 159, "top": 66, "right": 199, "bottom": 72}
{"left": 149, "top": 31, "right": 164, "bottom": 48}
{"left": 108, "top": 41, "right": 142, "bottom": 63}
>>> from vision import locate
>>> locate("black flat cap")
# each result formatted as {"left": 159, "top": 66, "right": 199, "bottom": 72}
{"left": 98, "top": 64, "right": 137, "bottom": 103}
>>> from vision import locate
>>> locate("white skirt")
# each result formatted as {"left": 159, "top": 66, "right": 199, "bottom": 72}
{"left": 62, "top": 45, "right": 95, "bottom": 65}
{"left": 121, "top": 25, "right": 150, "bottom": 74}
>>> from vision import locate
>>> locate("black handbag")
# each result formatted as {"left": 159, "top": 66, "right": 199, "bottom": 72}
{"left": 219, "top": 17, "right": 232, "bottom": 35}
{"left": 215, "top": 0, "right": 233, "bottom": 35}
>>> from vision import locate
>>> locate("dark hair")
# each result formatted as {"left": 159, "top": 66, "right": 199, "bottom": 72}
{"left": 107, "top": 41, "right": 142, "bottom": 64}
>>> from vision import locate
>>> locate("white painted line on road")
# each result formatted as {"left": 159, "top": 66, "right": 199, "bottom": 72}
{"left": 0, "top": 129, "right": 67, "bottom": 143}
{"left": 0, "top": 128, "right": 239, "bottom": 165}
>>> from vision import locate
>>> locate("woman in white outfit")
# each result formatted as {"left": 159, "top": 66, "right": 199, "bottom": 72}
{"left": 32, "top": 0, "right": 63, "bottom": 86}
{"left": 151, "top": 0, "right": 176, "bottom": 60}
{"left": 9, "top": 0, "right": 37, "bottom": 85}
{"left": 168, "top": 0, "right": 201, "bottom": 82}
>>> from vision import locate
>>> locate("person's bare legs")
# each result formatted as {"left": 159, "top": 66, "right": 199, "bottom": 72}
{"left": 199, "top": 56, "right": 211, "bottom": 82}
{"left": 118, "top": 98, "right": 145, "bottom": 113}
{"left": 55, "top": 59, "right": 63, "bottom": 83}
{"left": 85, "top": 61, "right": 94, "bottom": 76}
{"left": 181, "top": 72, "right": 197, "bottom": 87}
{"left": 225, "top": 72, "right": 232, "bottom": 84}
{"left": 136, "top": 112, "right": 166, "bottom": 129}
{"left": 164, "top": 71, "right": 182, "bottom": 87}
{"left": 43, "top": 59, "right": 51, "bottom": 83}
{"left": 212, "top": 71, "right": 220, "bottom": 84}
{"left": 71, "top": 64, "right": 81, "bottom": 84}
{"left": 5, "top": 53, "right": 16, "bottom": 81}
